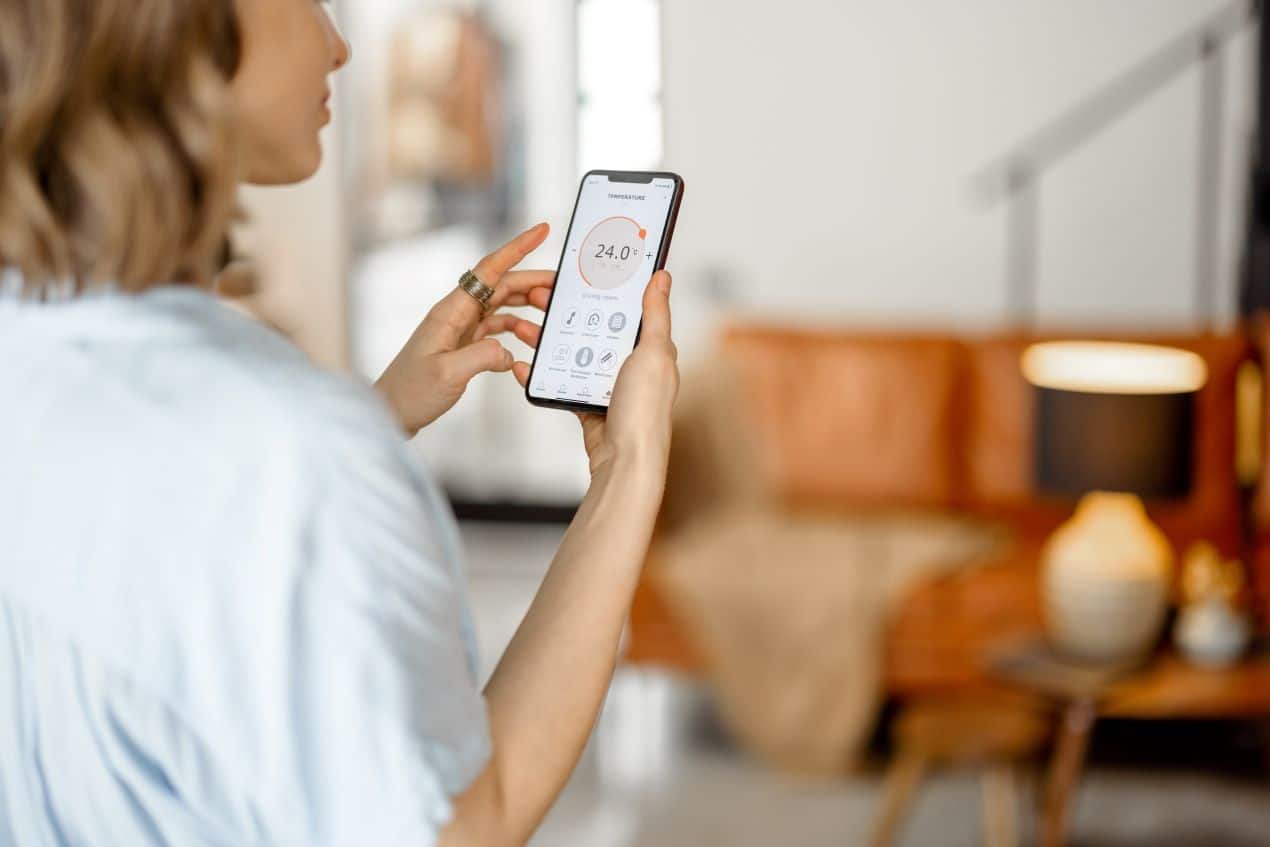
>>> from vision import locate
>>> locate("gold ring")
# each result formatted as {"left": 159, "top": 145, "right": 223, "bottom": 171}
{"left": 458, "top": 269, "right": 496, "bottom": 311}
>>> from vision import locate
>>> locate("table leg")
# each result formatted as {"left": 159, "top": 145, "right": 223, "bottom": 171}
{"left": 869, "top": 749, "right": 927, "bottom": 847}
{"left": 981, "top": 763, "right": 1018, "bottom": 847}
{"left": 1041, "top": 699, "right": 1096, "bottom": 847}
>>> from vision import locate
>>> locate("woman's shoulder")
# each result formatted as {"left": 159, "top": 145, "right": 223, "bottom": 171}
{"left": 164, "top": 289, "right": 413, "bottom": 473}
{"left": 3, "top": 283, "right": 414, "bottom": 485}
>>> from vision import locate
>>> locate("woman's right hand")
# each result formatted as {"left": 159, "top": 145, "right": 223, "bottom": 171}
{"left": 513, "top": 271, "right": 679, "bottom": 478}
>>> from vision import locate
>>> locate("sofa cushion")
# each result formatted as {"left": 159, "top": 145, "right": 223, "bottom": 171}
{"left": 660, "top": 360, "right": 771, "bottom": 536}
{"left": 721, "top": 328, "right": 960, "bottom": 510}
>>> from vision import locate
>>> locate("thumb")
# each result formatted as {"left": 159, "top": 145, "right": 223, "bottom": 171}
{"left": 639, "top": 271, "right": 673, "bottom": 343}
{"left": 440, "top": 338, "right": 513, "bottom": 387}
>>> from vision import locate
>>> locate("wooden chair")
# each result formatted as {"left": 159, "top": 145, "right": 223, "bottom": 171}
{"left": 869, "top": 698, "right": 1050, "bottom": 847}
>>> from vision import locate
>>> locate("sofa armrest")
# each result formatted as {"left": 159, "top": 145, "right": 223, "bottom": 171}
{"left": 625, "top": 545, "right": 708, "bottom": 673}
{"left": 885, "top": 537, "right": 1046, "bottom": 695}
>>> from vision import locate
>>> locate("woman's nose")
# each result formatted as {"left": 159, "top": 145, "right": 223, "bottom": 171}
{"left": 332, "top": 25, "right": 352, "bottom": 70}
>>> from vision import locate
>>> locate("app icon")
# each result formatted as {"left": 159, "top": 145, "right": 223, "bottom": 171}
{"left": 586, "top": 310, "right": 604, "bottom": 331}
{"left": 597, "top": 349, "right": 618, "bottom": 372}
{"left": 608, "top": 312, "right": 627, "bottom": 332}
{"left": 552, "top": 344, "right": 571, "bottom": 365}
{"left": 563, "top": 308, "right": 580, "bottom": 329}
{"left": 574, "top": 347, "right": 595, "bottom": 368}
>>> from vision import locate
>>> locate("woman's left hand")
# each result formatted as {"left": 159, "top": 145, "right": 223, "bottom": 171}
{"left": 375, "top": 223, "right": 553, "bottom": 437}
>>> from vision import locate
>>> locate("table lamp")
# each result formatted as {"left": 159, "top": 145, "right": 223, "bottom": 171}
{"left": 1021, "top": 341, "right": 1208, "bottom": 664}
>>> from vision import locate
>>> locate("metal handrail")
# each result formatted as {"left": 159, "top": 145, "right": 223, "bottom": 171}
{"left": 973, "top": 1, "right": 1259, "bottom": 325}
{"left": 974, "top": 1, "right": 1255, "bottom": 200}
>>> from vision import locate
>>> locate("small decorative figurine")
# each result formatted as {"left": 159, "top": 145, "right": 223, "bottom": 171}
{"left": 1175, "top": 542, "right": 1251, "bottom": 668}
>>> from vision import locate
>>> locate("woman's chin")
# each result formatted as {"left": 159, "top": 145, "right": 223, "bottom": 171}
{"left": 244, "top": 141, "right": 324, "bottom": 186}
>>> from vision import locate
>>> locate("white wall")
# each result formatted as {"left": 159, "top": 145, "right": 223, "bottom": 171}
{"left": 245, "top": 1, "right": 1261, "bottom": 501}
{"left": 662, "top": 0, "right": 1257, "bottom": 342}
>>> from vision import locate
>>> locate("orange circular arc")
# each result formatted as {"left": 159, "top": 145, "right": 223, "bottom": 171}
{"left": 578, "top": 216, "right": 648, "bottom": 288}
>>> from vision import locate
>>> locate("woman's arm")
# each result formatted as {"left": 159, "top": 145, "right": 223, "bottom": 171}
{"left": 440, "top": 273, "right": 679, "bottom": 847}
{"left": 442, "top": 456, "right": 662, "bottom": 847}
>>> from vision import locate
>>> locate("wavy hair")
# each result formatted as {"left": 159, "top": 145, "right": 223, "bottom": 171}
{"left": 0, "top": 0, "right": 242, "bottom": 295}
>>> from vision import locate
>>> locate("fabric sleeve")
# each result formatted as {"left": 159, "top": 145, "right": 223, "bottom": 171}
{"left": 272, "top": 409, "right": 492, "bottom": 846}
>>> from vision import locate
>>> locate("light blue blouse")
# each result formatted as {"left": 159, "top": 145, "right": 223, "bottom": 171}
{"left": 0, "top": 285, "right": 491, "bottom": 845}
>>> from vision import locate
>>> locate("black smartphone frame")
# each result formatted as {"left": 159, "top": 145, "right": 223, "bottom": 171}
{"left": 525, "top": 169, "right": 685, "bottom": 415}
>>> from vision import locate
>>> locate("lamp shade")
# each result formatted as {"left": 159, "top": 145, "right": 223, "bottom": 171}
{"left": 1022, "top": 342, "right": 1208, "bottom": 500}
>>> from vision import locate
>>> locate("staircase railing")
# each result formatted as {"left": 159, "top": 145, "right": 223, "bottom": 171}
{"left": 972, "top": 1, "right": 1258, "bottom": 326}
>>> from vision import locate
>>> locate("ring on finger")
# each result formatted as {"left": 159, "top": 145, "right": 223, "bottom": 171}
{"left": 458, "top": 269, "right": 496, "bottom": 312}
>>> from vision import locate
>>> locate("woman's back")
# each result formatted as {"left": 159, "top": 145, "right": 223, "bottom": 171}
{"left": 0, "top": 285, "right": 490, "bottom": 844}
{"left": 0, "top": 0, "right": 682, "bottom": 841}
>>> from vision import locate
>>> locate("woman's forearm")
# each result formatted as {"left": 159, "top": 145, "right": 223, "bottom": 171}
{"left": 441, "top": 272, "right": 678, "bottom": 847}
{"left": 453, "top": 453, "right": 665, "bottom": 845}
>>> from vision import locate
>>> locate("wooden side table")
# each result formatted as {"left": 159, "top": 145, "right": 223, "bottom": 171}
{"left": 990, "top": 642, "right": 1270, "bottom": 847}
{"left": 869, "top": 696, "right": 1050, "bottom": 847}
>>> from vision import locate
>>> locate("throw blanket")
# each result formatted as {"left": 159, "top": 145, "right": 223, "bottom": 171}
{"left": 653, "top": 510, "right": 1002, "bottom": 775}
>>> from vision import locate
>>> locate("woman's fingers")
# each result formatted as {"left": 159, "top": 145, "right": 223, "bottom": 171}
{"left": 473, "top": 223, "right": 550, "bottom": 291}
{"left": 514, "top": 321, "right": 542, "bottom": 348}
{"left": 432, "top": 225, "right": 551, "bottom": 342}
{"left": 638, "top": 271, "right": 673, "bottom": 344}
{"left": 472, "top": 313, "right": 520, "bottom": 342}
{"left": 496, "top": 270, "right": 555, "bottom": 298}
{"left": 435, "top": 285, "right": 550, "bottom": 353}
{"left": 511, "top": 361, "right": 531, "bottom": 388}
{"left": 527, "top": 286, "right": 552, "bottom": 312}
{"left": 441, "top": 338, "right": 513, "bottom": 389}
{"left": 473, "top": 315, "right": 542, "bottom": 348}
{"left": 495, "top": 284, "right": 554, "bottom": 310}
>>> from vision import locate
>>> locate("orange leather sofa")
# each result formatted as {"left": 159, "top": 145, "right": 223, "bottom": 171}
{"left": 626, "top": 325, "right": 1263, "bottom": 697}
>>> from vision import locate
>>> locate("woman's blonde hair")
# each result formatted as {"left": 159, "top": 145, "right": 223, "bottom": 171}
{"left": 0, "top": 0, "right": 242, "bottom": 295}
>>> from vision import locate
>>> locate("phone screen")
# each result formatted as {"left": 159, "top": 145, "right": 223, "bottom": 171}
{"left": 527, "top": 172, "right": 680, "bottom": 411}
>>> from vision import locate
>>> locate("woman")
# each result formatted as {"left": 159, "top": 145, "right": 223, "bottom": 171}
{"left": 0, "top": 1, "right": 678, "bottom": 845}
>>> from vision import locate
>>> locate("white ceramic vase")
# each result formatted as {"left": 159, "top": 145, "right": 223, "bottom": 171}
{"left": 1176, "top": 598, "right": 1251, "bottom": 668}
{"left": 1042, "top": 492, "right": 1173, "bottom": 664}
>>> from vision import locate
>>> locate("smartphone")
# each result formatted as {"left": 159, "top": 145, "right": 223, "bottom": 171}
{"left": 526, "top": 170, "right": 685, "bottom": 415}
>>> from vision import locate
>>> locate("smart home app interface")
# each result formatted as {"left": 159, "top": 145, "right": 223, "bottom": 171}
{"left": 529, "top": 174, "right": 676, "bottom": 407}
